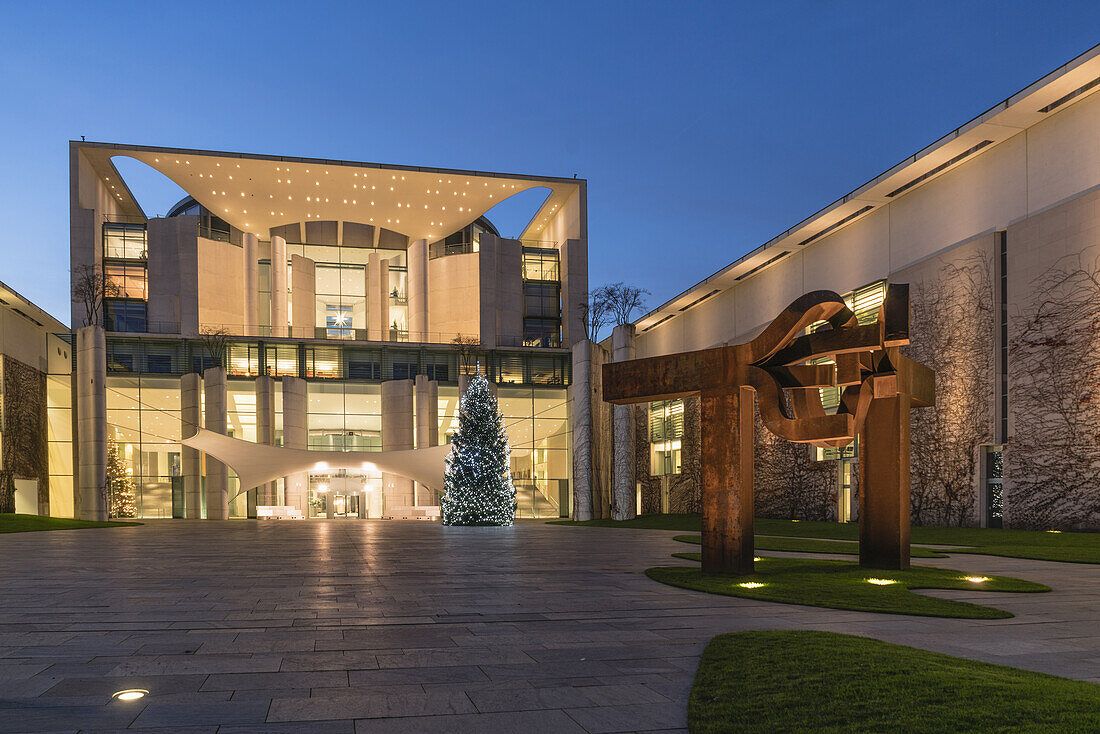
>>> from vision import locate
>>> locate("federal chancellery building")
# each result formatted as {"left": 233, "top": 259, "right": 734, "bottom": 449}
{"left": 3, "top": 43, "right": 1100, "bottom": 529}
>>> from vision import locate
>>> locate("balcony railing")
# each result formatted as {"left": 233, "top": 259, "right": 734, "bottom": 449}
{"left": 429, "top": 241, "right": 477, "bottom": 259}
{"left": 120, "top": 321, "right": 565, "bottom": 349}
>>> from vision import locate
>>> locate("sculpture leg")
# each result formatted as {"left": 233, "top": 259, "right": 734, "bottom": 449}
{"left": 700, "top": 386, "right": 754, "bottom": 574}
{"left": 858, "top": 392, "right": 911, "bottom": 570}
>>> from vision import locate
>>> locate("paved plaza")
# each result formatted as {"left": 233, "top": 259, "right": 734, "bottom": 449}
{"left": 1, "top": 520, "right": 1099, "bottom": 732}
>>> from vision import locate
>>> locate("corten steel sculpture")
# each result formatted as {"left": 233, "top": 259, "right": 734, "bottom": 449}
{"left": 603, "top": 284, "right": 934, "bottom": 574}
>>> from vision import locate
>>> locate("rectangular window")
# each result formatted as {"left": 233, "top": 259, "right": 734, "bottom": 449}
{"left": 522, "top": 247, "right": 560, "bottom": 281}
{"left": 104, "top": 264, "right": 148, "bottom": 300}
{"left": 104, "top": 301, "right": 147, "bottom": 332}
{"left": 425, "top": 363, "right": 449, "bottom": 382}
{"left": 650, "top": 400, "right": 684, "bottom": 476}
{"left": 392, "top": 362, "right": 418, "bottom": 381}
{"left": 325, "top": 304, "right": 354, "bottom": 339}
{"left": 103, "top": 223, "right": 147, "bottom": 260}
{"left": 348, "top": 361, "right": 381, "bottom": 380}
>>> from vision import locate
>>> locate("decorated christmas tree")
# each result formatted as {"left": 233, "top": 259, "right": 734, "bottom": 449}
{"left": 107, "top": 437, "right": 137, "bottom": 518}
{"left": 440, "top": 373, "right": 516, "bottom": 526}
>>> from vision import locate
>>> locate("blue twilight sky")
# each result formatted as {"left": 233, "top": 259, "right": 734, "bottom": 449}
{"left": 2, "top": 1, "right": 1099, "bottom": 324}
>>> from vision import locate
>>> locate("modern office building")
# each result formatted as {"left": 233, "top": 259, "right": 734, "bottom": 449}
{"left": 576, "top": 43, "right": 1100, "bottom": 530}
{"left": 63, "top": 143, "right": 586, "bottom": 520}
{"left": 13, "top": 45, "right": 1100, "bottom": 530}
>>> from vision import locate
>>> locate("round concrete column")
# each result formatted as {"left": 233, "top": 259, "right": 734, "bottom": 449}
{"left": 76, "top": 325, "right": 107, "bottom": 521}
{"left": 242, "top": 232, "right": 259, "bottom": 336}
{"left": 381, "top": 379, "right": 415, "bottom": 515}
{"left": 414, "top": 374, "right": 440, "bottom": 505}
{"left": 408, "top": 238, "right": 429, "bottom": 341}
{"left": 255, "top": 375, "right": 277, "bottom": 507}
{"left": 271, "top": 235, "right": 288, "bottom": 337}
{"left": 281, "top": 376, "right": 308, "bottom": 515}
{"left": 203, "top": 366, "right": 230, "bottom": 519}
{"left": 611, "top": 324, "right": 637, "bottom": 520}
{"left": 570, "top": 339, "right": 596, "bottom": 522}
{"left": 181, "top": 372, "right": 203, "bottom": 519}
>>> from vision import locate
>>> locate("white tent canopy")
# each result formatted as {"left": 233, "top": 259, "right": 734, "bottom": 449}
{"left": 182, "top": 429, "right": 451, "bottom": 498}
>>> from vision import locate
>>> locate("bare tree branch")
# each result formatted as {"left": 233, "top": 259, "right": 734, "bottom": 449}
{"left": 579, "top": 287, "right": 612, "bottom": 341}
{"left": 71, "top": 264, "right": 119, "bottom": 328}
{"left": 198, "top": 327, "right": 231, "bottom": 370}
{"left": 451, "top": 334, "right": 482, "bottom": 376}
{"left": 1010, "top": 254, "right": 1100, "bottom": 528}
{"left": 904, "top": 252, "right": 994, "bottom": 526}
{"left": 603, "top": 282, "right": 651, "bottom": 327}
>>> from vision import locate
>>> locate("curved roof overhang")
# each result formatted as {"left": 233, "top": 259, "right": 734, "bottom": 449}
{"left": 183, "top": 429, "right": 452, "bottom": 498}
{"left": 76, "top": 143, "right": 582, "bottom": 243}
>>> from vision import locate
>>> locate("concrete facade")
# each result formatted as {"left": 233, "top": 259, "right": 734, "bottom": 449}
{"left": 610, "top": 324, "right": 637, "bottom": 520}
{"left": 414, "top": 373, "right": 440, "bottom": 505}
{"left": 180, "top": 372, "right": 202, "bottom": 519}
{"left": 581, "top": 44, "right": 1100, "bottom": 529}
{"left": 381, "top": 379, "right": 415, "bottom": 513}
{"left": 255, "top": 375, "right": 277, "bottom": 507}
{"left": 58, "top": 140, "right": 583, "bottom": 521}
{"left": 202, "top": 366, "right": 229, "bottom": 520}
{"left": 281, "top": 376, "right": 308, "bottom": 514}
{"left": 75, "top": 326, "right": 106, "bottom": 521}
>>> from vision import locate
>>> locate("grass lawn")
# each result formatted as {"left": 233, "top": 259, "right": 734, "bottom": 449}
{"left": 0, "top": 514, "right": 141, "bottom": 533}
{"left": 689, "top": 631, "right": 1100, "bottom": 733}
{"left": 552, "top": 513, "right": 1100, "bottom": 564}
{"left": 649, "top": 555, "right": 1047, "bottom": 618}
{"left": 672, "top": 533, "right": 948, "bottom": 558}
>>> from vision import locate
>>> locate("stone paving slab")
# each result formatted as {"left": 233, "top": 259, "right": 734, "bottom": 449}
{"left": 0, "top": 519, "right": 1099, "bottom": 731}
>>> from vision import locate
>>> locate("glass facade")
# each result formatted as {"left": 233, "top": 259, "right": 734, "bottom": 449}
{"left": 100, "top": 336, "right": 570, "bottom": 519}
{"left": 522, "top": 247, "right": 562, "bottom": 347}
{"left": 103, "top": 222, "right": 149, "bottom": 333}
{"left": 101, "top": 373, "right": 568, "bottom": 519}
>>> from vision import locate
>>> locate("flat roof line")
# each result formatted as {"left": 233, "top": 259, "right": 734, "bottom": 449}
{"left": 72, "top": 141, "right": 585, "bottom": 187}
{"left": 637, "top": 41, "right": 1100, "bottom": 324}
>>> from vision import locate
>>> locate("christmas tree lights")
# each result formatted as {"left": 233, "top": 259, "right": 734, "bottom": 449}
{"left": 440, "top": 373, "right": 516, "bottom": 526}
{"left": 107, "top": 437, "right": 137, "bottom": 518}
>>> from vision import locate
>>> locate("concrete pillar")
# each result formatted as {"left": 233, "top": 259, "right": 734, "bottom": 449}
{"left": 291, "top": 254, "right": 316, "bottom": 339}
{"left": 611, "top": 324, "right": 637, "bottom": 521}
{"left": 282, "top": 376, "right": 308, "bottom": 515}
{"left": 270, "top": 235, "right": 288, "bottom": 337}
{"left": 408, "top": 239, "right": 429, "bottom": 342}
{"left": 571, "top": 339, "right": 610, "bottom": 520}
{"left": 560, "top": 238, "right": 589, "bottom": 347}
{"left": 76, "top": 325, "right": 107, "bottom": 521}
{"left": 382, "top": 379, "right": 415, "bottom": 514}
{"left": 414, "top": 374, "right": 439, "bottom": 505}
{"left": 367, "top": 252, "right": 390, "bottom": 341}
{"left": 181, "top": 372, "right": 202, "bottom": 519}
{"left": 203, "top": 366, "right": 229, "bottom": 519}
{"left": 242, "top": 232, "right": 259, "bottom": 336}
{"left": 255, "top": 375, "right": 277, "bottom": 507}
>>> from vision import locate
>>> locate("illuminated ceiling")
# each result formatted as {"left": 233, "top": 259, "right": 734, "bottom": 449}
{"left": 78, "top": 143, "right": 582, "bottom": 242}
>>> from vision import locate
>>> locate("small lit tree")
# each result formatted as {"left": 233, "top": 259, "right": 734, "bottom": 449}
{"left": 106, "top": 437, "right": 137, "bottom": 518}
{"left": 440, "top": 374, "right": 516, "bottom": 526}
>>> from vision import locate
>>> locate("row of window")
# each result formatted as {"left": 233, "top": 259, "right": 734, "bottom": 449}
{"left": 99, "top": 338, "right": 571, "bottom": 386}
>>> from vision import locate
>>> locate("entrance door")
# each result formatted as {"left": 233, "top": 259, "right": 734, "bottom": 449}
{"left": 333, "top": 493, "right": 360, "bottom": 518}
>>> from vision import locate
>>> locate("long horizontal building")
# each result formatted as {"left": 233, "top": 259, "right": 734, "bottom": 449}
{"left": 576, "top": 43, "right": 1100, "bottom": 530}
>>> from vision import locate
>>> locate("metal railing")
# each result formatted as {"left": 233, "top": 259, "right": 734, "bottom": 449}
{"left": 428, "top": 241, "right": 477, "bottom": 259}
{"left": 118, "top": 321, "right": 567, "bottom": 349}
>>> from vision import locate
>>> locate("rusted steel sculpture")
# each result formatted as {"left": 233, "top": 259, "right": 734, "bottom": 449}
{"left": 603, "top": 284, "right": 934, "bottom": 574}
